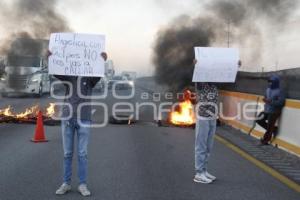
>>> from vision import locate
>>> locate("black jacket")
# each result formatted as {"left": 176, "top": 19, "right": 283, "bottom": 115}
{"left": 54, "top": 75, "right": 100, "bottom": 121}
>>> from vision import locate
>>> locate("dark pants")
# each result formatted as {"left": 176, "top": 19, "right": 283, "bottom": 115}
{"left": 256, "top": 111, "right": 281, "bottom": 144}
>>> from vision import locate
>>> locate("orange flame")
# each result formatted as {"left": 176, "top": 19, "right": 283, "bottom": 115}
{"left": 15, "top": 105, "right": 39, "bottom": 118}
{"left": 0, "top": 106, "right": 14, "bottom": 117}
{"left": 46, "top": 103, "right": 55, "bottom": 118}
{"left": 0, "top": 103, "right": 56, "bottom": 119}
{"left": 170, "top": 99, "right": 196, "bottom": 126}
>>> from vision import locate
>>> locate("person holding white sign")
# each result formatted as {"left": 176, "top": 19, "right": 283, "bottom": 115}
{"left": 48, "top": 48, "right": 108, "bottom": 197}
{"left": 193, "top": 58, "right": 241, "bottom": 184}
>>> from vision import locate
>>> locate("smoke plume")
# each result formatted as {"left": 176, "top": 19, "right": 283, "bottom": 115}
{"left": 153, "top": 0, "right": 298, "bottom": 91}
{"left": 0, "top": 0, "right": 70, "bottom": 56}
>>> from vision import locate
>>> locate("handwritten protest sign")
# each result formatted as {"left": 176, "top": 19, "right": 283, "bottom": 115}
{"left": 192, "top": 47, "right": 239, "bottom": 82}
{"left": 48, "top": 33, "right": 105, "bottom": 77}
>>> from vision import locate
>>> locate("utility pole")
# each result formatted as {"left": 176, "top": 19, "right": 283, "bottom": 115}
{"left": 227, "top": 19, "right": 231, "bottom": 48}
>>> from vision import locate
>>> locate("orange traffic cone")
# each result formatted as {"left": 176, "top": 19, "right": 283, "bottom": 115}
{"left": 31, "top": 110, "right": 48, "bottom": 143}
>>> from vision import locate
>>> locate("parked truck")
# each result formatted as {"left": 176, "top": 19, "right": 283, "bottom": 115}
{"left": 0, "top": 38, "right": 51, "bottom": 97}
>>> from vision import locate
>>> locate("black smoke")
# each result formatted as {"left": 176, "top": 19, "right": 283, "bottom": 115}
{"left": 0, "top": 0, "right": 70, "bottom": 56}
{"left": 153, "top": 15, "right": 217, "bottom": 90}
{"left": 153, "top": 0, "right": 298, "bottom": 91}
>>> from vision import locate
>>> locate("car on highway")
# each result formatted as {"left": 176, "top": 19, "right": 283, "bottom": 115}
{"left": 94, "top": 77, "right": 108, "bottom": 92}
{"left": 108, "top": 75, "right": 134, "bottom": 90}
{"left": 121, "top": 71, "right": 137, "bottom": 81}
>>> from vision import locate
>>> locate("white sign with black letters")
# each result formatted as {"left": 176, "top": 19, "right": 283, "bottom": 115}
{"left": 48, "top": 33, "right": 105, "bottom": 77}
{"left": 192, "top": 47, "right": 239, "bottom": 82}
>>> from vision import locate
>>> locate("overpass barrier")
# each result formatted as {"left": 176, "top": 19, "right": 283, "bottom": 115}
{"left": 220, "top": 90, "right": 300, "bottom": 156}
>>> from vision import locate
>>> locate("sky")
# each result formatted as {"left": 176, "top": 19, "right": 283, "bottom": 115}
{"left": 56, "top": 0, "right": 204, "bottom": 76}
{"left": 1, "top": 0, "right": 300, "bottom": 75}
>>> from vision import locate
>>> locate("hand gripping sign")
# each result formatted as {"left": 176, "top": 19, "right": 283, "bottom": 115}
{"left": 48, "top": 33, "right": 105, "bottom": 77}
{"left": 192, "top": 47, "right": 240, "bottom": 83}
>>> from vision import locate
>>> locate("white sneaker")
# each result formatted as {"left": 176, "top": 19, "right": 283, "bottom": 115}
{"left": 55, "top": 183, "right": 71, "bottom": 195}
{"left": 204, "top": 171, "right": 216, "bottom": 181}
{"left": 78, "top": 184, "right": 91, "bottom": 196}
{"left": 193, "top": 173, "right": 212, "bottom": 184}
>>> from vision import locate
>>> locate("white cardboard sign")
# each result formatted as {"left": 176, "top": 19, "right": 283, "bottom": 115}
{"left": 192, "top": 47, "right": 239, "bottom": 82}
{"left": 48, "top": 33, "right": 105, "bottom": 77}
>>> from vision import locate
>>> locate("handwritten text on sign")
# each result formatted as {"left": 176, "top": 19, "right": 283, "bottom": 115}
{"left": 192, "top": 47, "right": 239, "bottom": 83}
{"left": 48, "top": 33, "right": 105, "bottom": 77}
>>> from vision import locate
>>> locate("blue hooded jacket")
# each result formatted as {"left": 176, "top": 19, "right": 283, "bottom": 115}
{"left": 264, "top": 75, "right": 285, "bottom": 113}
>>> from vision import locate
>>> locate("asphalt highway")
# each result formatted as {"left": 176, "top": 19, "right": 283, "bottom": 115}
{"left": 0, "top": 85, "right": 299, "bottom": 200}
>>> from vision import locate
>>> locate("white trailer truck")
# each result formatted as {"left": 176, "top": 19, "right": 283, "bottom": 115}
{"left": 0, "top": 38, "right": 51, "bottom": 97}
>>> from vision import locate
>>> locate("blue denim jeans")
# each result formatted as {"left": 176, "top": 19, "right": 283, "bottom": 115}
{"left": 61, "top": 119, "right": 91, "bottom": 185}
{"left": 195, "top": 119, "right": 217, "bottom": 174}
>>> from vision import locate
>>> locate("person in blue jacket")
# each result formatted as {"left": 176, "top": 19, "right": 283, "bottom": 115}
{"left": 256, "top": 75, "right": 285, "bottom": 145}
